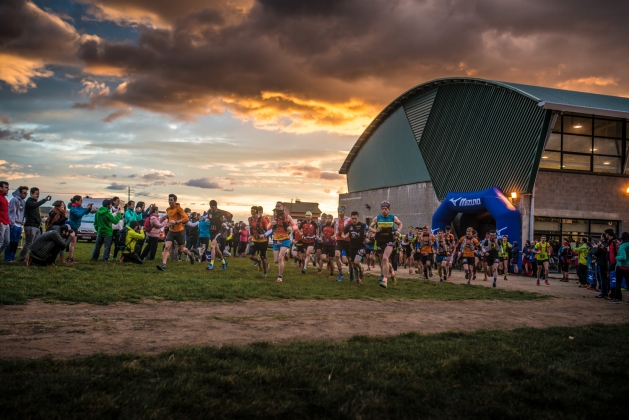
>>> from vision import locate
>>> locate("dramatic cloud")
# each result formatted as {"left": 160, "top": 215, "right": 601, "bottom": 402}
{"left": 142, "top": 170, "right": 175, "bottom": 181}
{"left": 0, "top": 127, "right": 37, "bottom": 141}
{"left": 106, "top": 182, "right": 127, "bottom": 190}
{"left": 185, "top": 177, "right": 220, "bottom": 189}
{"left": 103, "top": 107, "right": 132, "bottom": 122}
{"left": 282, "top": 163, "right": 346, "bottom": 181}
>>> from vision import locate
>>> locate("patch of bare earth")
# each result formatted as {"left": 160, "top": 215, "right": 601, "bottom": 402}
{"left": 1, "top": 270, "right": 627, "bottom": 359}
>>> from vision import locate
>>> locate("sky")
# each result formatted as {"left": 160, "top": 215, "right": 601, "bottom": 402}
{"left": 1, "top": 0, "right": 628, "bottom": 220}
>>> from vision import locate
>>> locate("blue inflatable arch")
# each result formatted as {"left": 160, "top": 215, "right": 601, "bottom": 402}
{"left": 431, "top": 186, "right": 521, "bottom": 258}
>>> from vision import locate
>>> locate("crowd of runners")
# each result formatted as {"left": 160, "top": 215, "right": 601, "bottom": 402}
{"left": 1, "top": 180, "right": 628, "bottom": 301}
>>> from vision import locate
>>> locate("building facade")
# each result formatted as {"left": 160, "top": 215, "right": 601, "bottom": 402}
{"left": 339, "top": 77, "right": 629, "bottom": 243}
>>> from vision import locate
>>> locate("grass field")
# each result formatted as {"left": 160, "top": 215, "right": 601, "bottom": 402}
{"left": 0, "top": 242, "right": 542, "bottom": 305}
{"left": 1, "top": 323, "right": 627, "bottom": 419}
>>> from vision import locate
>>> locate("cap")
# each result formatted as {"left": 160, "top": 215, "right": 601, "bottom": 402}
{"left": 305, "top": 211, "right": 312, "bottom": 216}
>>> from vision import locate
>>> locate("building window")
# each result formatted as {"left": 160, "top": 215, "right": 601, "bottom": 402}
{"left": 534, "top": 216, "right": 619, "bottom": 244}
{"left": 544, "top": 113, "right": 627, "bottom": 174}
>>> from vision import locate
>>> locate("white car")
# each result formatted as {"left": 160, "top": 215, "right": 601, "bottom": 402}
{"left": 75, "top": 197, "right": 107, "bottom": 242}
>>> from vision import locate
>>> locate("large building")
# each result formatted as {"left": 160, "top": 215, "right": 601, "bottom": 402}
{"left": 338, "top": 77, "right": 629, "bottom": 245}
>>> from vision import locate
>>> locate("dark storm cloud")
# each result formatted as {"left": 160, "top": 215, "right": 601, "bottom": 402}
{"left": 105, "top": 183, "right": 126, "bottom": 190}
{"left": 69, "top": 0, "right": 629, "bottom": 128}
{"left": 185, "top": 178, "right": 221, "bottom": 189}
{"left": 0, "top": 128, "right": 40, "bottom": 142}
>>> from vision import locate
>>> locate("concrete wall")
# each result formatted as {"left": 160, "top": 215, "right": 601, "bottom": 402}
{"left": 338, "top": 182, "right": 441, "bottom": 228}
{"left": 533, "top": 170, "right": 629, "bottom": 232}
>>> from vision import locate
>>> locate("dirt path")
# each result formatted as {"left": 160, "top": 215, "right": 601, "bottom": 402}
{"left": 1, "top": 270, "right": 627, "bottom": 359}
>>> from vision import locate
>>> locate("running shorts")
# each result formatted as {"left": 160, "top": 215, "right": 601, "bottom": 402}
{"left": 273, "top": 239, "right": 291, "bottom": 251}
{"left": 249, "top": 241, "right": 268, "bottom": 258}
{"left": 165, "top": 230, "right": 186, "bottom": 246}
{"left": 321, "top": 245, "right": 335, "bottom": 256}
{"left": 349, "top": 247, "right": 365, "bottom": 261}
{"left": 436, "top": 255, "right": 446, "bottom": 263}
{"left": 420, "top": 254, "right": 431, "bottom": 264}
{"left": 404, "top": 245, "right": 412, "bottom": 257}
{"left": 462, "top": 256, "right": 475, "bottom": 266}
{"left": 335, "top": 240, "right": 350, "bottom": 255}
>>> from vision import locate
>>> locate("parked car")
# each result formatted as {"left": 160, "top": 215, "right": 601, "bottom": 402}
{"left": 76, "top": 197, "right": 107, "bottom": 242}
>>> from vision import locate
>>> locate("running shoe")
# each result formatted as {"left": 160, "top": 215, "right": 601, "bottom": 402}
{"left": 493, "top": 280, "right": 496, "bottom": 288}
{"left": 465, "top": 272, "right": 469, "bottom": 280}
{"left": 349, "top": 269, "right": 354, "bottom": 282}
{"left": 67, "top": 257, "right": 76, "bottom": 263}
{"left": 252, "top": 261, "right": 260, "bottom": 267}
{"left": 503, "top": 276, "right": 508, "bottom": 281}
{"left": 609, "top": 299, "right": 620, "bottom": 304}
{"left": 380, "top": 278, "right": 388, "bottom": 288}
{"left": 222, "top": 261, "right": 227, "bottom": 270}
{"left": 264, "top": 272, "right": 268, "bottom": 277}
{"left": 189, "top": 255, "right": 195, "bottom": 265}
{"left": 545, "top": 280, "right": 549, "bottom": 286}
{"left": 439, "top": 277, "right": 444, "bottom": 283}
{"left": 429, "top": 269, "right": 433, "bottom": 277}
{"left": 276, "top": 277, "right": 283, "bottom": 283}
{"left": 156, "top": 264, "right": 166, "bottom": 271}
{"left": 206, "top": 264, "right": 214, "bottom": 271}
{"left": 301, "top": 268, "right": 306, "bottom": 275}
{"left": 472, "top": 274, "right": 476, "bottom": 280}
{"left": 336, "top": 273, "right": 344, "bottom": 282}
{"left": 536, "top": 279, "right": 540, "bottom": 286}
{"left": 317, "top": 269, "right": 322, "bottom": 275}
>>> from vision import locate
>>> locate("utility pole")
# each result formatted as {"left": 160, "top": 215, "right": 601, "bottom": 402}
{"left": 127, "top": 186, "right": 131, "bottom": 203}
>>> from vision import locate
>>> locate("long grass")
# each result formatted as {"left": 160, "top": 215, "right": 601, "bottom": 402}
{"left": 0, "top": 243, "right": 542, "bottom": 304}
{"left": 1, "top": 323, "right": 628, "bottom": 419}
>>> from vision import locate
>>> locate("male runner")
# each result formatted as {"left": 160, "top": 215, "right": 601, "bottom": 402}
{"left": 248, "top": 206, "right": 270, "bottom": 276}
{"left": 334, "top": 206, "right": 352, "bottom": 281}
{"left": 369, "top": 201, "right": 403, "bottom": 288}
{"left": 483, "top": 231, "right": 501, "bottom": 287}
{"left": 299, "top": 211, "right": 318, "bottom": 274}
{"left": 458, "top": 227, "right": 480, "bottom": 284}
{"left": 534, "top": 235, "right": 551, "bottom": 286}
{"left": 318, "top": 214, "right": 337, "bottom": 277}
{"left": 314, "top": 213, "right": 326, "bottom": 270}
{"left": 499, "top": 235, "right": 512, "bottom": 281}
{"left": 402, "top": 226, "right": 414, "bottom": 272}
{"left": 341, "top": 211, "right": 367, "bottom": 285}
{"left": 205, "top": 200, "right": 233, "bottom": 270}
{"left": 156, "top": 194, "right": 194, "bottom": 271}
{"left": 444, "top": 226, "right": 455, "bottom": 277}
{"left": 480, "top": 232, "right": 491, "bottom": 281}
{"left": 434, "top": 230, "right": 450, "bottom": 282}
{"left": 269, "top": 201, "right": 297, "bottom": 283}
{"left": 417, "top": 226, "right": 435, "bottom": 279}
{"left": 364, "top": 227, "right": 375, "bottom": 271}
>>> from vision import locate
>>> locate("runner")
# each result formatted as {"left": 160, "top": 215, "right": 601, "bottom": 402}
{"left": 156, "top": 194, "right": 195, "bottom": 271}
{"left": 483, "top": 231, "right": 501, "bottom": 287}
{"left": 480, "top": 232, "right": 491, "bottom": 281}
{"left": 334, "top": 206, "right": 351, "bottom": 281}
{"left": 409, "top": 226, "right": 421, "bottom": 274}
{"left": 314, "top": 213, "right": 326, "bottom": 271}
{"left": 444, "top": 226, "right": 455, "bottom": 277}
{"left": 318, "top": 214, "right": 337, "bottom": 277}
{"left": 369, "top": 201, "right": 403, "bottom": 288}
{"left": 499, "top": 234, "right": 512, "bottom": 281}
{"left": 364, "top": 227, "right": 375, "bottom": 271}
{"left": 458, "top": 227, "right": 480, "bottom": 284}
{"left": 434, "top": 230, "right": 449, "bottom": 282}
{"left": 248, "top": 206, "right": 270, "bottom": 277}
{"left": 298, "top": 211, "right": 318, "bottom": 274}
{"left": 269, "top": 201, "right": 297, "bottom": 283}
{"left": 402, "top": 226, "right": 414, "bottom": 273}
{"left": 417, "top": 226, "right": 435, "bottom": 279}
{"left": 205, "top": 200, "right": 233, "bottom": 271}
{"left": 533, "top": 235, "right": 552, "bottom": 286}
{"left": 341, "top": 211, "right": 367, "bottom": 285}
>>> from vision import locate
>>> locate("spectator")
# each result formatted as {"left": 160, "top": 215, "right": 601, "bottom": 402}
{"left": 140, "top": 206, "right": 167, "bottom": 261}
{"left": 121, "top": 221, "right": 145, "bottom": 264}
{"left": 557, "top": 239, "right": 572, "bottom": 282}
{"left": 510, "top": 241, "right": 519, "bottom": 276}
{"left": 0, "top": 181, "right": 10, "bottom": 258}
{"left": 111, "top": 197, "right": 124, "bottom": 260}
{"left": 605, "top": 228, "right": 619, "bottom": 300}
{"left": 20, "top": 187, "right": 51, "bottom": 262}
{"left": 45, "top": 200, "right": 68, "bottom": 263}
{"left": 611, "top": 232, "right": 629, "bottom": 304}
{"left": 5, "top": 185, "right": 28, "bottom": 262}
{"left": 132, "top": 203, "right": 146, "bottom": 254}
{"left": 522, "top": 240, "right": 532, "bottom": 276}
{"left": 572, "top": 237, "right": 590, "bottom": 288}
{"left": 197, "top": 213, "right": 211, "bottom": 262}
{"left": 239, "top": 222, "right": 249, "bottom": 256}
{"left": 67, "top": 195, "right": 93, "bottom": 263}
{"left": 91, "top": 199, "right": 123, "bottom": 262}
{"left": 27, "top": 225, "right": 75, "bottom": 267}
{"left": 590, "top": 234, "right": 609, "bottom": 298}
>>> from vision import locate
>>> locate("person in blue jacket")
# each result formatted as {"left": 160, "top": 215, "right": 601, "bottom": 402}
{"left": 67, "top": 195, "right": 93, "bottom": 263}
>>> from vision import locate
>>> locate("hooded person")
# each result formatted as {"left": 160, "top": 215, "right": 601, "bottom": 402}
{"left": 5, "top": 186, "right": 28, "bottom": 262}
{"left": 91, "top": 199, "right": 123, "bottom": 262}
{"left": 0, "top": 181, "right": 10, "bottom": 257}
{"left": 26, "top": 225, "right": 75, "bottom": 267}
{"left": 20, "top": 187, "right": 51, "bottom": 262}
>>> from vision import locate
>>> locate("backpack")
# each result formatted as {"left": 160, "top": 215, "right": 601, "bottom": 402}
{"left": 143, "top": 215, "right": 152, "bottom": 232}
{"left": 117, "top": 228, "right": 129, "bottom": 251}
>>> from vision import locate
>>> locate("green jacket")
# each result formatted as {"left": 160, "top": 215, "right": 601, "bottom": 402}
{"left": 125, "top": 208, "right": 142, "bottom": 227}
{"left": 571, "top": 243, "right": 589, "bottom": 266}
{"left": 94, "top": 206, "right": 122, "bottom": 237}
{"left": 615, "top": 242, "right": 629, "bottom": 268}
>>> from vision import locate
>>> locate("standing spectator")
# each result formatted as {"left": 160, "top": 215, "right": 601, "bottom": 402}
{"left": 26, "top": 225, "right": 75, "bottom": 267}
{"left": 67, "top": 195, "right": 93, "bottom": 263}
{"left": 20, "top": 187, "right": 51, "bottom": 262}
{"left": 572, "top": 237, "right": 590, "bottom": 288}
{"left": 591, "top": 234, "right": 609, "bottom": 298}
{"left": 140, "top": 206, "right": 167, "bottom": 261}
{"left": 522, "top": 240, "right": 532, "bottom": 276}
{"left": 239, "top": 222, "right": 249, "bottom": 256}
{"left": 510, "top": 241, "right": 520, "bottom": 276}
{"left": 91, "top": 199, "right": 123, "bottom": 262}
{"left": 232, "top": 222, "right": 241, "bottom": 255}
{"left": 132, "top": 203, "right": 146, "bottom": 254}
{"left": 45, "top": 200, "right": 68, "bottom": 263}
{"left": 605, "top": 229, "right": 619, "bottom": 300}
{"left": 111, "top": 197, "right": 124, "bottom": 260}
{"left": 611, "top": 232, "right": 629, "bottom": 303}
{"left": 5, "top": 186, "right": 28, "bottom": 262}
{"left": 557, "top": 239, "right": 572, "bottom": 282}
{"left": 0, "top": 181, "right": 10, "bottom": 258}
